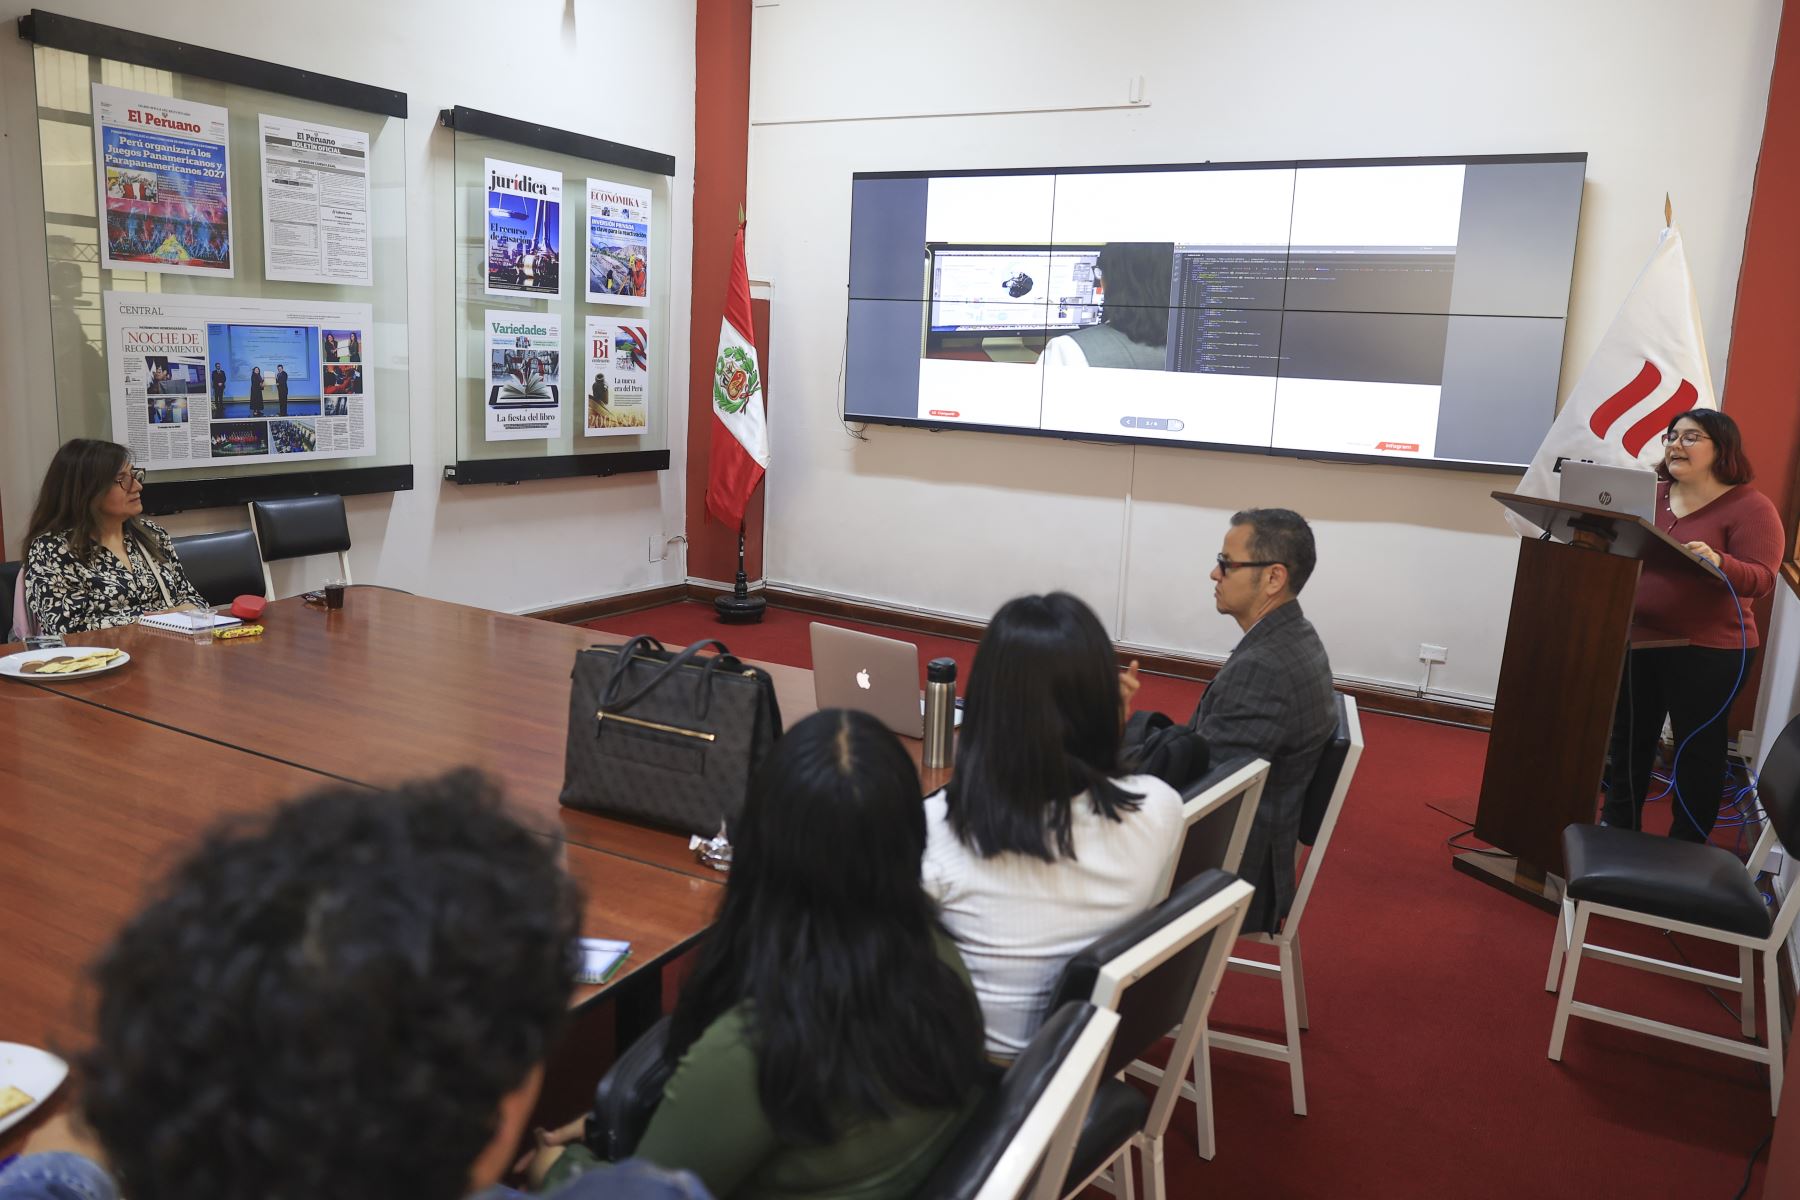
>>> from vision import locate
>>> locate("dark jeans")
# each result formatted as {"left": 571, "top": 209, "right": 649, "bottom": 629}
{"left": 1602, "top": 645, "right": 1753, "bottom": 841}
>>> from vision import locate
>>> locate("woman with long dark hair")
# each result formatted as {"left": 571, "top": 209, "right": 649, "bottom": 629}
{"left": 1602, "top": 408, "right": 1783, "bottom": 840}
{"left": 533, "top": 709, "right": 986, "bottom": 1198}
{"left": 925, "top": 591, "right": 1183, "bottom": 1059}
{"left": 20, "top": 438, "right": 205, "bottom": 637}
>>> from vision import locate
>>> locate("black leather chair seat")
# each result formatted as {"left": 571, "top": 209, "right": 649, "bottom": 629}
{"left": 251, "top": 495, "right": 350, "bottom": 560}
{"left": 1061, "top": 1078, "right": 1150, "bottom": 1192}
{"left": 1563, "top": 824, "right": 1771, "bottom": 938}
{"left": 173, "top": 530, "right": 266, "bottom": 606}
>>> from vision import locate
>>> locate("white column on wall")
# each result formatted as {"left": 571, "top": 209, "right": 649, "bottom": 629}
{"left": 744, "top": 0, "right": 1781, "bottom": 703}
{"left": 0, "top": 0, "right": 699, "bottom": 613}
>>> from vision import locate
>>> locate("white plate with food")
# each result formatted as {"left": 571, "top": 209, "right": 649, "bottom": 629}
{"left": 0, "top": 647, "right": 131, "bottom": 680}
{"left": 0, "top": 1043, "right": 69, "bottom": 1136}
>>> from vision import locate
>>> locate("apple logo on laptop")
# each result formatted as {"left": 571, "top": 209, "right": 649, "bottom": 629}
{"left": 856, "top": 668, "right": 872, "bottom": 689}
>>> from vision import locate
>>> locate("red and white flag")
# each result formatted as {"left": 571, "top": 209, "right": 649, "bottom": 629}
{"left": 1508, "top": 218, "right": 1715, "bottom": 535}
{"left": 705, "top": 225, "right": 768, "bottom": 527}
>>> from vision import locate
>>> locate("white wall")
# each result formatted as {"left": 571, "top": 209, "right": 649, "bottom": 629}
{"left": 0, "top": 0, "right": 697, "bottom": 611}
{"left": 745, "top": 0, "right": 1781, "bottom": 702}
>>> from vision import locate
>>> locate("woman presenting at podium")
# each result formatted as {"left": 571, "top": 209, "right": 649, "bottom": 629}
{"left": 1601, "top": 409, "right": 1784, "bottom": 840}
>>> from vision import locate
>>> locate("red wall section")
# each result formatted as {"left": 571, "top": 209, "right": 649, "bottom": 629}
{"left": 1722, "top": 0, "right": 1800, "bottom": 733}
{"left": 686, "top": 0, "right": 762, "bottom": 585}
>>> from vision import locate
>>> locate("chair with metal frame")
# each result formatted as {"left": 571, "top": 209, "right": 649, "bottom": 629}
{"left": 247, "top": 495, "right": 352, "bottom": 599}
{"left": 916, "top": 1002, "right": 1120, "bottom": 1200}
{"left": 1044, "top": 869, "right": 1255, "bottom": 1199}
{"left": 1154, "top": 755, "right": 1270, "bottom": 902}
{"left": 1202, "top": 694, "right": 1362, "bottom": 1147}
{"left": 172, "top": 529, "right": 267, "bottom": 608}
{"left": 1124, "top": 755, "right": 1268, "bottom": 1157}
{"left": 1546, "top": 710, "right": 1800, "bottom": 1116}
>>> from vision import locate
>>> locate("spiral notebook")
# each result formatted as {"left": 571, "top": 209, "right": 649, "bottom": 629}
{"left": 137, "top": 612, "right": 241, "bottom": 633}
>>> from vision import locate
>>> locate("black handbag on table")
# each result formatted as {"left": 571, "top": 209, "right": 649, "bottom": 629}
{"left": 559, "top": 635, "right": 783, "bottom": 837}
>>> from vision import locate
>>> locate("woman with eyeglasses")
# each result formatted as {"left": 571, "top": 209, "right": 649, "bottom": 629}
{"left": 19, "top": 439, "right": 206, "bottom": 638}
{"left": 1601, "top": 409, "right": 1784, "bottom": 840}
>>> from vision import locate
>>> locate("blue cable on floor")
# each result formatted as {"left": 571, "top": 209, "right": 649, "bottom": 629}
{"left": 1645, "top": 557, "right": 1749, "bottom": 839}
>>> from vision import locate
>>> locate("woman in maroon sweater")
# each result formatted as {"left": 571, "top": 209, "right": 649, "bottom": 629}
{"left": 1602, "top": 409, "right": 1785, "bottom": 840}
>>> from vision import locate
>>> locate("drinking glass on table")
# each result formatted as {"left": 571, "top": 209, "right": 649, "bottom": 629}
{"left": 324, "top": 580, "right": 347, "bottom": 610}
{"left": 191, "top": 605, "right": 219, "bottom": 644}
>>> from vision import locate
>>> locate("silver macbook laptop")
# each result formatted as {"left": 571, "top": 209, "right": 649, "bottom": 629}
{"left": 809, "top": 623, "right": 932, "bottom": 738}
{"left": 1559, "top": 461, "right": 1657, "bottom": 523}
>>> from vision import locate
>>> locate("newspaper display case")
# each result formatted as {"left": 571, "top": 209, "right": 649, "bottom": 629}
{"left": 19, "top": 9, "right": 413, "bottom": 514}
{"left": 442, "top": 106, "right": 675, "bottom": 485}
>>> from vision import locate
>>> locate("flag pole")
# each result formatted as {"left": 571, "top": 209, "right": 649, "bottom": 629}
{"left": 713, "top": 517, "right": 766, "bottom": 624}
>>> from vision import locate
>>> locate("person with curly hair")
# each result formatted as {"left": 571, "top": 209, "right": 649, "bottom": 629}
{"left": 0, "top": 770, "right": 711, "bottom": 1200}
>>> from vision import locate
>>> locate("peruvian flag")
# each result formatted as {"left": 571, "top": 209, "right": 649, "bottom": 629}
{"left": 705, "top": 225, "right": 768, "bottom": 526}
{"left": 1508, "top": 214, "right": 1716, "bottom": 536}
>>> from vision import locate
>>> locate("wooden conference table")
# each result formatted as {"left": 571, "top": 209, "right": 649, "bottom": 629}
{"left": 2, "top": 589, "right": 948, "bottom": 1065}
{"left": 1, "top": 691, "right": 717, "bottom": 1051}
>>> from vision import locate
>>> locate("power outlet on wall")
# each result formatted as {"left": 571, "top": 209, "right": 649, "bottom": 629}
{"left": 1419, "top": 643, "right": 1448, "bottom": 664}
{"left": 647, "top": 533, "right": 689, "bottom": 564}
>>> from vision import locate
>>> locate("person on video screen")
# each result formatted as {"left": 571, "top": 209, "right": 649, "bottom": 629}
{"left": 1039, "top": 242, "right": 1174, "bottom": 371}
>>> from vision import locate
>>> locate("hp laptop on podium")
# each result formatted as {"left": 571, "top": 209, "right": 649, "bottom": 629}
{"left": 1558, "top": 461, "right": 1656, "bottom": 522}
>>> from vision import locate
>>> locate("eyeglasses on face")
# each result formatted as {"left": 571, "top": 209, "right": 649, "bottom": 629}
{"left": 1215, "top": 553, "right": 1280, "bottom": 573}
{"left": 115, "top": 466, "right": 147, "bottom": 490}
{"left": 1663, "top": 430, "right": 1711, "bottom": 447}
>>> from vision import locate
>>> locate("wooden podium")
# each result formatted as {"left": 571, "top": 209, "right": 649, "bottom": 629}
{"left": 1455, "top": 492, "right": 1713, "bottom": 911}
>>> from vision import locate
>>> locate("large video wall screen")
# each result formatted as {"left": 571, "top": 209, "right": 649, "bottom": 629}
{"left": 845, "top": 154, "right": 1586, "bottom": 471}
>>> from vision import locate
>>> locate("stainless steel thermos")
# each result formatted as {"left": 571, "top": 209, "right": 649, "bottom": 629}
{"left": 923, "top": 656, "right": 957, "bottom": 769}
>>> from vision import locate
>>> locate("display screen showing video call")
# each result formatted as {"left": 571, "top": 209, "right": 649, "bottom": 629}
{"left": 845, "top": 154, "right": 1586, "bottom": 470}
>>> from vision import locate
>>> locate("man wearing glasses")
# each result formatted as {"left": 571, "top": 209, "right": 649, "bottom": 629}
{"left": 1192, "top": 507, "right": 1337, "bottom": 933}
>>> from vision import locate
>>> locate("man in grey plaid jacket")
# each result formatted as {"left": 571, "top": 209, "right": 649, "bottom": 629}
{"left": 1191, "top": 508, "right": 1337, "bottom": 933}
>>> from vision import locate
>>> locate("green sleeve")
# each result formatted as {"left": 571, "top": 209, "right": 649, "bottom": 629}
{"left": 633, "top": 1009, "right": 777, "bottom": 1197}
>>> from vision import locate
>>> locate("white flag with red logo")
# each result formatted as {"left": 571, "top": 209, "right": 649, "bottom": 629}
{"left": 1508, "top": 220, "right": 1716, "bottom": 536}
{"left": 705, "top": 225, "right": 768, "bottom": 527}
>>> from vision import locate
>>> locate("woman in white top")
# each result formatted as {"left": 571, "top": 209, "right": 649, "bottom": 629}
{"left": 923, "top": 591, "right": 1183, "bottom": 1059}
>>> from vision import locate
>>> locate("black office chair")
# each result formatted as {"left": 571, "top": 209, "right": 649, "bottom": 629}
{"left": 1, "top": 560, "right": 21, "bottom": 642}
{"left": 172, "top": 530, "right": 266, "bottom": 608}
{"left": 1547, "top": 709, "right": 1800, "bottom": 1116}
{"left": 915, "top": 1002, "right": 1119, "bottom": 1200}
{"left": 1046, "top": 869, "right": 1255, "bottom": 1198}
{"left": 247, "top": 495, "right": 351, "bottom": 598}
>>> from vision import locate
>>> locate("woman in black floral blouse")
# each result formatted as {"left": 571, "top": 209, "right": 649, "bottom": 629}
{"left": 22, "top": 439, "right": 207, "bottom": 637}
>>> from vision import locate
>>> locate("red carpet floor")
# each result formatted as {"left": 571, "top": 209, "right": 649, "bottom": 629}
{"left": 587, "top": 602, "right": 1775, "bottom": 1198}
